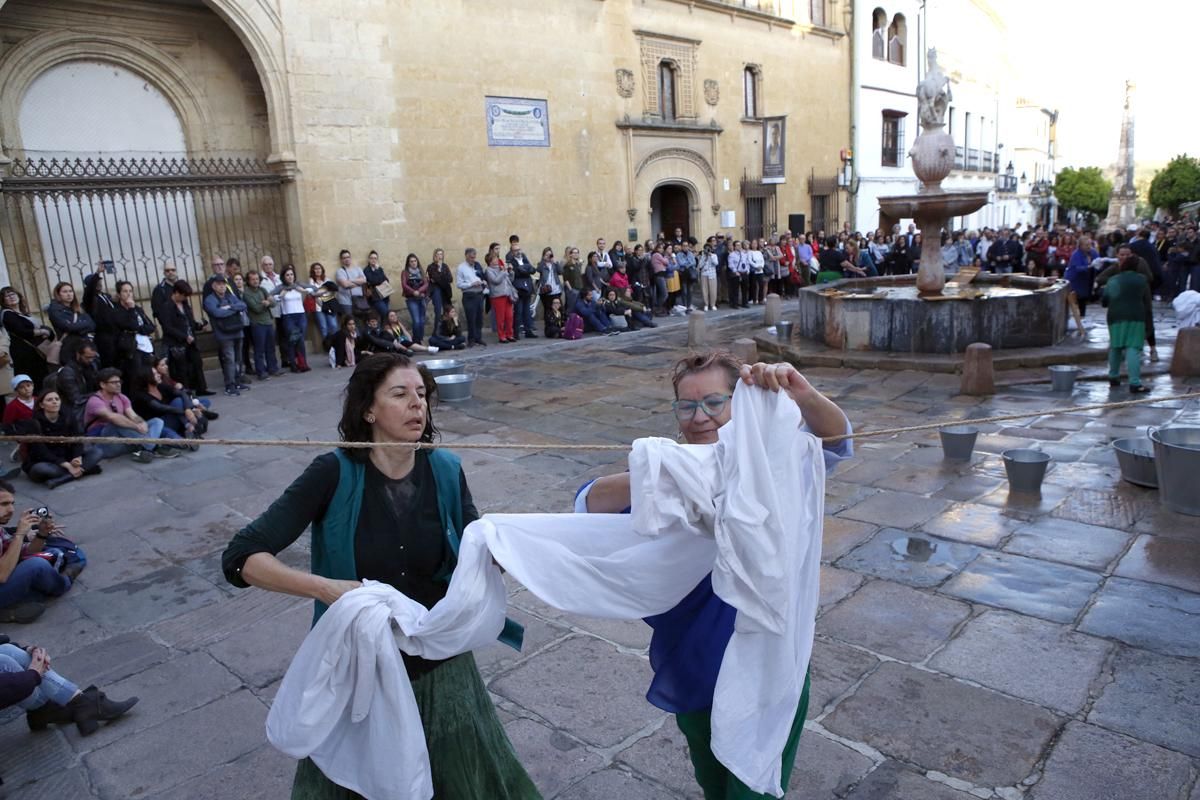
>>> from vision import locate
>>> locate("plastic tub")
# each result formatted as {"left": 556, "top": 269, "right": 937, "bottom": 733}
{"left": 1112, "top": 438, "right": 1158, "bottom": 489}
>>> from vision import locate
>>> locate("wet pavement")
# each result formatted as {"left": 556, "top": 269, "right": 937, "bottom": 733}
{"left": 2, "top": 304, "right": 1198, "bottom": 799}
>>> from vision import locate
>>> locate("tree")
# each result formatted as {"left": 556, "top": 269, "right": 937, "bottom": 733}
{"left": 1053, "top": 167, "right": 1112, "bottom": 216}
{"left": 1148, "top": 154, "right": 1200, "bottom": 213}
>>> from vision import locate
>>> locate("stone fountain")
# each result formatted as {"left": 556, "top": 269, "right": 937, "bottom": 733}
{"left": 790, "top": 48, "right": 1070, "bottom": 354}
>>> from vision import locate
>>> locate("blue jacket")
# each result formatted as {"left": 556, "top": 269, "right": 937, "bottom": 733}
{"left": 203, "top": 290, "right": 247, "bottom": 342}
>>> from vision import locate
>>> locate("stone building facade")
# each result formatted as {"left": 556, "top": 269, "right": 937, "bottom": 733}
{"left": 0, "top": 0, "right": 850, "bottom": 306}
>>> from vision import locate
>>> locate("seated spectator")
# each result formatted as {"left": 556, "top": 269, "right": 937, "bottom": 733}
{"left": 361, "top": 312, "right": 413, "bottom": 356}
{"left": 152, "top": 356, "right": 217, "bottom": 421}
{"left": 51, "top": 342, "right": 100, "bottom": 429}
{"left": 429, "top": 307, "right": 467, "bottom": 351}
{"left": 329, "top": 316, "right": 361, "bottom": 369}
{"left": 0, "top": 637, "right": 137, "bottom": 737}
{"left": 382, "top": 310, "right": 438, "bottom": 354}
{"left": 0, "top": 482, "right": 74, "bottom": 623}
{"left": 3, "top": 375, "right": 35, "bottom": 466}
{"left": 23, "top": 390, "right": 102, "bottom": 488}
{"left": 83, "top": 368, "right": 179, "bottom": 463}
{"left": 572, "top": 291, "right": 616, "bottom": 335}
{"left": 544, "top": 297, "right": 565, "bottom": 339}
{"left": 616, "top": 287, "right": 657, "bottom": 329}
{"left": 129, "top": 369, "right": 203, "bottom": 445}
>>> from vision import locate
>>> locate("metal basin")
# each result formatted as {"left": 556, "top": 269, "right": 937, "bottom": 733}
{"left": 1048, "top": 365, "right": 1079, "bottom": 393}
{"left": 423, "top": 359, "right": 466, "bottom": 380}
{"left": 1150, "top": 426, "right": 1200, "bottom": 516}
{"left": 1112, "top": 437, "right": 1158, "bottom": 489}
{"left": 434, "top": 373, "right": 474, "bottom": 402}
{"left": 1002, "top": 448, "right": 1051, "bottom": 494}
{"left": 939, "top": 425, "right": 979, "bottom": 460}
{"left": 776, "top": 320, "right": 794, "bottom": 341}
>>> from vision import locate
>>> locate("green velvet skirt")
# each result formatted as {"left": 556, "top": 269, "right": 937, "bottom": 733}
{"left": 291, "top": 653, "right": 541, "bottom": 800}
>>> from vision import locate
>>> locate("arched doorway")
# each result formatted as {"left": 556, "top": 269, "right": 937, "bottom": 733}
{"left": 650, "top": 183, "right": 692, "bottom": 241}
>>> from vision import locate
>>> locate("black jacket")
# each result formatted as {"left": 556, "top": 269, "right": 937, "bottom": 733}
{"left": 1129, "top": 238, "right": 1163, "bottom": 287}
{"left": 46, "top": 302, "right": 96, "bottom": 341}
{"left": 54, "top": 360, "right": 100, "bottom": 417}
{"left": 158, "top": 300, "right": 200, "bottom": 348}
{"left": 24, "top": 411, "right": 84, "bottom": 470}
{"left": 507, "top": 252, "right": 537, "bottom": 294}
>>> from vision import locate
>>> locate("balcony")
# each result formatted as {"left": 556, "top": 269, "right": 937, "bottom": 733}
{"left": 954, "top": 147, "right": 1000, "bottom": 174}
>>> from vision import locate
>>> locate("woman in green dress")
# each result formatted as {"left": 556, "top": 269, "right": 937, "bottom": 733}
{"left": 1102, "top": 251, "right": 1152, "bottom": 394}
{"left": 221, "top": 353, "right": 540, "bottom": 799}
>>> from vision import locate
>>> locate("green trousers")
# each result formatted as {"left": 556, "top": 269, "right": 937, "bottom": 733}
{"left": 1108, "top": 346, "right": 1142, "bottom": 386}
{"left": 675, "top": 672, "right": 811, "bottom": 800}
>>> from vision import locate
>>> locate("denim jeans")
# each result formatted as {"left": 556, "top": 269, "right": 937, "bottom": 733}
{"left": 90, "top": 417, "right": 165, "bottom": 458}
{"left": 0, "top": 644, "right": 79, "bottom": 708}
{"left": 313, "top": 310, "right": 339, "bottom": 342}
{"left": 217, "top": 338, "right": 241, "bottom": 388}
{"left": 430, "top": 290, "right": 446, "bottom": 326}
{"left": 283, "top": 313, "right": 308, "bottom": 363}
{"left": 406, "top": 298, "right": 426, "bottom": 343}
{"left": 0, "top": 559, "right": 71, "bottom": 611}
{"left": 250, "top": 323, "right": 279, "bottom": 377}
{"left": 515, "top": 290, "right": 534, "bottom": 335}
{"left": 462, "top": 293, "right": 485, "bottom": 343}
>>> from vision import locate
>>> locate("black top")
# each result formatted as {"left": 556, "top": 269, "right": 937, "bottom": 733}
{"left": 222, "top": 451, "right": 478, "bottom": 677}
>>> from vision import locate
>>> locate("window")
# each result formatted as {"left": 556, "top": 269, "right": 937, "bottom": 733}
{"left": 658, "top": 61, "right": 678, "bottom": 121}
{"left": 887, "top": 14, "right": 906, "bottom": 66}
{"left": 881, "top": 111, "right": 905, "bottom": 167}
{"left": 871, "top": 8, "right": 886, "bottom": 60}
{"left": 810, "top": 0, "right": 825, "bottom": 27}
{"left": 743, "top": 67, "right": 759, "bottom": 118}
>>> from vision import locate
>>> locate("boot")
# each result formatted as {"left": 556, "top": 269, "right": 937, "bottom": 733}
{"left": 46, "top": 474, "right": 76, "bottom": 489}
{"left": 67, "top": 686, "right": 139, "bottom": 736}
{"left": 26, "top": 701, "right": 74, "bottom": 732}
{"left": 296, "top": 351, "right": 310, "bottom": 373}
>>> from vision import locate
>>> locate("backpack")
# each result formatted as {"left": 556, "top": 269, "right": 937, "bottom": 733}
{"left": 563, "top": 313, "right": 584, "bottom": 340}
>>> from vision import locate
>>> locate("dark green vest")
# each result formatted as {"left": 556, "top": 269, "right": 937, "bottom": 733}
{"left": 310, "top": 448, "right": 523, "bottom": 650}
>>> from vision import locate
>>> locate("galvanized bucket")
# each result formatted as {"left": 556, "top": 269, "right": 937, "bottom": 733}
{"left": 1002, "top": 448, "right": 1051, "bottom": 494}
{"left": 1149, "top": 426, "right": 1200, "bottom": 516}
{"left": 1048, "top": 365, "right": 1079, "bottom": 392}
{"left": 1112, "top": 437, "right": 1158, "bottom": 489}
{"left": 423, "top": 359, "right": 466, "bottom": 380}
{"left": 939, "top": 425, "right": 979, "bottom": 460}
{"left": 776, "top": 320, "right": 794, "bottom": 341}
{"left": 434, "top": 373, "right": 475, "bottom": 402}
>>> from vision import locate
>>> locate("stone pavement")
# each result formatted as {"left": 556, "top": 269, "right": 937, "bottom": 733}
{"left": 2, "top": 306, "right": 1198, "bottom": 799}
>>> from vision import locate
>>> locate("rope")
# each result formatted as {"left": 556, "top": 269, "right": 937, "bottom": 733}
{"left": 2, "top": 391, "right": 1197, "bottom": 452}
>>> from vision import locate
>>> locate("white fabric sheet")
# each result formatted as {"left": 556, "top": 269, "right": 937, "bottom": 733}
{"left": 267, "top": 383, "right": 824, "bottom": 799}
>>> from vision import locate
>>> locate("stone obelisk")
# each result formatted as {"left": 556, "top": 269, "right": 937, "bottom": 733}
{"left": 1103, "top": 80, "right": 1137, "bottom": 231}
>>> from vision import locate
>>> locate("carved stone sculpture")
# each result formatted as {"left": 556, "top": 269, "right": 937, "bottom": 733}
{"left": 704, "top": 79, "right": 719, "bottom": 107}
{"left": 616, "top": 69, "right": 635, "bottom": 98}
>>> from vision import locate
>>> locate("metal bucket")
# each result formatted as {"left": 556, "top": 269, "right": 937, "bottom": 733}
{"left": 939, "top": 425, "right": 979, "bottom": 460}
{"left": 1112, "top": 437, "right": 1158, "bottom": 489}
{"left": 776, "top": 320, "right": 794, "bottom": 341}
{"left": 423, "top": 359, "right": 466, "bottom": 380}
{"left": 1048, "top": 365, "right": 1079, "bottom": 392}
{"left": 1002, "top": 448, "right": 1051, "bottom": 494}
{"left": 1149, "top": 426, "right": 1200, "bottom": 516}
{"left": 434, "top": 373, "right": 474, "bottom": 402}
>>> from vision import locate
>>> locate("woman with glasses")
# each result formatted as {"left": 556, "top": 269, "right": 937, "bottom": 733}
{"left": 577, "top": 351, "right": 851, "bottom": 800}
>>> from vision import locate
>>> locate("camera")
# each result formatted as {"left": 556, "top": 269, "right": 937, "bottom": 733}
{"left": 34, "top": 507, "right": 51, "bottom": 518}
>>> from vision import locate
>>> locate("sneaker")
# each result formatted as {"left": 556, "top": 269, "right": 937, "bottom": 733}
{"left": 224, "top": 388, "right": 240, "bottom": 397}
{"left": 130, "top": 449, "right": 154, "bottom": 464}
{"left": 426, "top": 346, "right": 440, "bottom": 354}
{"left": 152, "top": 447, "right": 181, "bottom": 459}
{"left": 257, "top": 374, "right": 270, "bottom": 382}
{"left": 0, "top": 602, "right": 46, "bottom": 624}
{"left": 235, "top": 383, "right": 252, "bottom": 391}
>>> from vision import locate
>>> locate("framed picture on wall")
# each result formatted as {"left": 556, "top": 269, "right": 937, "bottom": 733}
{"left": 763, "top": 116, "right": 786, "bottom": 184}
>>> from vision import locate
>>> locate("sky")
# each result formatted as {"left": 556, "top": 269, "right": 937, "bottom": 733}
{"left": 1006, "top": 0, "right": 1200, "bottom": 171}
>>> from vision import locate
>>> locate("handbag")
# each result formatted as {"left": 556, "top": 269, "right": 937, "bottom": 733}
{"left": 375, "top": 280, "right": 395, "bottom": 299}
{"left": 352, "top": 295, "right": 371, "bottom": 312}
{"left": 36, "top": 339, "right": 62, "bottom": 365}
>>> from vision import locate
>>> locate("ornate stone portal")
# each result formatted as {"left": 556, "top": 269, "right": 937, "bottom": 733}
{"left": 879, "top": 48, "right": 988, "bottom": 295}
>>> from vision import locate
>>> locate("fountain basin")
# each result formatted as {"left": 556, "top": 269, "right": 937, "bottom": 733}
{"left": 796, "top": 274, "right": 1069, "bottom": 353}
{"left": 878, "top": 190, "right": 992, "bottom": 221}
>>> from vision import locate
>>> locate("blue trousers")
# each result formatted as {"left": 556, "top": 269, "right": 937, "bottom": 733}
{"left": 515, "top": 291, "right": 534, "bottom": 336}
{"left": 462, "top": 293, "right": 485, "bottom": 343}
{"left": 578, "top": 308, "right": 610, "bottom": 332}
{"left": 283, "top": 313, "right": 308, "bottom": 363}
{"left": 313, "top": 310, "right": 338, "bottom": 342}
{"left": 0, "top": 558, "right": 71, "bottom": 610}
{"left": 430, "top": 291, "right": 446, "bottom": 327}
{"left": 0, "top": 644, "right": 78, "bottom": 709}
{"left": 89, "top": 418, "right": 166, "bottom": 458}
{"left": 250, "top": 323, "right": 279, "bottom": 377}
{"left": 406, "top": 298, "right": 426, "bottom": 343}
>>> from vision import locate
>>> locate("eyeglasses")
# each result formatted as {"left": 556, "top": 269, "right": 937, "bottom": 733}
{"left": 671, "top": 393, "right": 731, "bottom": 422}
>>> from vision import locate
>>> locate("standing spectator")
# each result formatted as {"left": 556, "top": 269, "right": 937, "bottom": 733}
{"left": 0, "top": 287, "right": 53, "bottom": 390}
{"left": 726, "top": 240, "right": 750, "bottom": 307}
{"left": 1128, "top": 229, "right": 1163, "bottom": 295}
{"left": 455, "top": 248, "right": 486, "bottom": 348}
{"left": 582, "top": 251, "right": 608, "bottom": 302}
{"left": 0, "top": 484, "right": 73, "bottom": 622}
{"left": 595, "top": 237, "right": 613, "bottom": 276}
{"left": 401, "top": 254, "right": 429, "bottom": 344}
{"left": 910, "top": 232, "right": 923, "bottom": 273}
{"left": 650, "top": 243, "right": 671, "bottom": 314}
{"left": 427, "top": 249, "right": 454, "bottom": 325}
{"left": 1025, "top": 229, "right": 1050, "bottom": 275}
{"left": 274, "top": 265, "right": 313, "bottom": 373}
{"left": 230, "top": 273, "right": 254, "bottom": 377}
{"left": 746, "top": 239, "right": 766, "bottom": 304}
{"left": 83, "top": 368, "right": 178, "bottom": 462}
{"left": 81, "top": 266, "right": 118, "bottom": 367}
{"left": 609, "top": 241, "right": 628, "bottom": 272}
{"left": 714, "top": 234, "right": 730, "bottom": 305}
{"left": 203, "top": 276, "right": 251, "bottom": 397}
{"left": 485, "top": 252, "right": 517, "bottom": 344}
{"left": 242, "top": 271, "right": 280, "bottom": 381}
{"left": 363, "top": 250, "right": 392, "bottom": 323}
{"left": 158, "top": 281, "right": 211, "bottom": 397}
{"left": 150, "top": 262, "right": 179, "bottom": 319}
{"left": 1103, "top": 255, "right": 1152, "bottom": 393}
{"left": 258, "top": 256, "right": 290, "bottom": 369}
{"left": 110, "top": 280, "right": 157, "bottom": 389}
{"left": 562, "top": 246, "right": 584, "bottom": 308}
{"left": 202, "top": 257, "right": 233, "bottom": 300}
{"left": 537, "top": 246, "right": 563, "bottom": 320}
{"left": 677, "top": 239, "right": 699, "bottom": 309}
{"left": 46, "top": 282, "right": 95, "bottom": 368}
{"left": 335, "top": 249, "right": 368, "bottom": 319}
{"left": 698, "top": 241, "right": 719, "bottom": 310}
{"left": 1066, "top": 235, "right": 1100, "bottom": 317}
{"left": 23, "top": 389, "right": 102, "bottom": 487}
{"left": 308, "top": 263, "right": 340, "bottom": 346}
{"left": 0, "top": 325, "right": 13, "bottom": 418}
{"left": 507, "top": 235, "right": 538, "bottom": 339}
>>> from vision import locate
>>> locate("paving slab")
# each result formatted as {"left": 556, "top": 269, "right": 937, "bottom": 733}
{"left": 145, "top": 744, "right": 297, "bottom": 800}
{"left": 1003, "top": 518, "right": 1131, "bottom": 571}
{"left": 921, "top": 501, "right": 1023, "bottom": 546}
{"left": 929, "top": 610, "right": 1111, "bottom": 713}
{"left": 1077, "top": 577, "right": 1200, "bottom": 658}
{"left": 872, "top": 464, "right": 956, "bottom": 495}
{"left": 150, "top": 586, "right": 309, "bottom": 651}
{"left": 1052, "top": 486, "right": 1152, "bottom": 529}
{"left": 823, "top": 662, "right": 1061, "bottom": 786}
{"left": 614, "top": 719, "right": 700, "bottom": 798}
{"left": 85, "top": 690, "right": 269, "bottom": 800}
{"left": 837, "top": 490, "right": 950, "bottom": 529}
{"left": 1133, "top": 505, "right": 1200, "bottom": 542}
{"left": 490, "top": 636, "right": 661, "bottom": 748}
{"left": 1112, "top": 534, "right": 1200, "bottom": 594}
{"left": 557, "top": 766, "right": 685, "bottom": 800}
{"left": 817, "top": 565, "right": 864, "bottom": 610}
{"left": 0, "top": 716, "right": 76, "bottom": 794}
{"left": 933, "top": 473, "right": 1005, "bottom": 502}
{"left": 787, "top": 731, "right": 876, "bottom": 799}
{"left": 50, "top": 631, "right": 169, "bottom": 687}
{"left": 843, "top": 761, "right": 980, "bottom": 800}
{"left": 974, "top": 481, "right": 1072, "bottom": 519}
{"left": 70, "top": 530, "right": 175, "bottom": 592}
{"left": 72, "top": 565, "right": 226, "bottom": 630}
{"left": 1088, "top": 648, "right": 1200, "bottom": 757}
{"left": 206, "top": 601, "right": 311, "bottom": 689}
{"left": 835, "top": 528, "right": 981, "bottom": 589}
{"left": 817, "top": 579, "right": 970, "bottom": 662}
{"left": 13, "top": 595, "right": 112, "bottom": 658}
{"left": 820, "top": 516, "right": 877, "bottom": 562}
{"left": 1029, "top": 721, "right": 1193, "bottom": 800}
{"left": 941, "top": 550, "right": 1102, "bottom": 624}
{"left": 506, "top": 717, "right": 608, "bottom": 799}
{"left": 474, "top": 608, "right": 571, "bottom": 676}
{"left": 807, "top": 638, "right": 879, "bottom": 715}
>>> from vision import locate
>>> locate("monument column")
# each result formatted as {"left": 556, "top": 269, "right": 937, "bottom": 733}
{"left": 1103, "top": 81, "right": 1137, "bottom": 231}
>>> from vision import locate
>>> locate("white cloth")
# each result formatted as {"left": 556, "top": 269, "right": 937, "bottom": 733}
{"left": 1173, "top": 290, "right": 1200, "bottom": 329}
{"left": 268, "top": 384, "right": 822, "bottom": 799}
